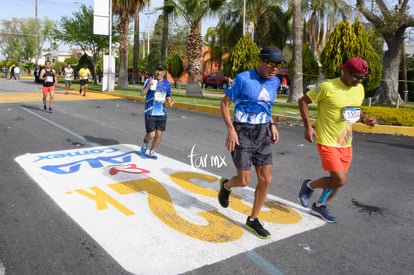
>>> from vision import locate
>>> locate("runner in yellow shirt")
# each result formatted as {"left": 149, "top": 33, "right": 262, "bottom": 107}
{"left": 78, "top": 64, "right": 91, "bottom": 96}
{"left": 297, "top": 57, "right": 376, "bottom": 223}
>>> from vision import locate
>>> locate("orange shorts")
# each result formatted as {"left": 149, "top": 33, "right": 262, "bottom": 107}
{"left": 317, "top": 144, "right": 353, "bottom": 172}
{"left": 42, "top": 86, "right": 55, "bottom": 95}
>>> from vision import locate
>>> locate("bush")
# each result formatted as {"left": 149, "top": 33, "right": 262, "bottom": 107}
{"left": 362, "top": 105, "right": 414, "bottom": 126}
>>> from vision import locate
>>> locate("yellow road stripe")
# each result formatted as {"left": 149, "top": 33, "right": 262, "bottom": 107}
{"left": 0, "top": 91, "right": 119, "bottom": 103}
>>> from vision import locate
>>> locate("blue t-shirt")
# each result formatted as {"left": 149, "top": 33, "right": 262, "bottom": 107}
{"left": 225, "top": 69, "right": 280, "bottom": 124}
{"left": 142, "top": 78, "right": 172, "bottom": 116}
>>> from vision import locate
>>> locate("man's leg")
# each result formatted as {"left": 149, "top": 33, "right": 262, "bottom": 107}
{"left": 150, "top": 129, "right": 163, "bottom": 152}
{"left": 244, "top": 164, "right": 272, "bottom": 239}
{"left": 250, "top": 164, "right": 272, "bottom": 219}
{"left": 83, "top": 84, "right": 88, "bottom": 96}
{"left": 49, "top": 90, "right": 54, "bottom": 111}
{"left": 42, "top": 92, "right": 47, "bottom": 110}
{"left": 218, "top": 169, "right": 251, "bottom": 208}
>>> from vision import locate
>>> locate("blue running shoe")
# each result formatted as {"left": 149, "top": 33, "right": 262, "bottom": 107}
{"left": 298, "top": 178, "right": 313, "bottom": 207}
{"left": 148, "top": 150, "right": 158, "bottom": 159}
{"left": 141, "top": 142, "right": 147, "bottom": 154}
{"left": 310, "top": 203, "right": 336, "bottom": 223}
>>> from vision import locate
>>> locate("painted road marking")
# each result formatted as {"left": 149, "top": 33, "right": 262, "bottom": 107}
{"left": 0, "top": 91, "right": 119, "bottom": 103}
{"left": 21, "top": 106, "right": 99, "bottom": 147}
{"left": 15, "top": 144, "right": 324, "bottom": 274}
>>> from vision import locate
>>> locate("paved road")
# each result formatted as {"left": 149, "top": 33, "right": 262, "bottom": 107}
{"left": 0, "top": 78, "right": 413, "bottom": 274}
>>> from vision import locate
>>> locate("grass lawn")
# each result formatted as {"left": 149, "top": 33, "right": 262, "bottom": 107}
{"left": 61, "top": 81, "right": 414, "bottom": 126}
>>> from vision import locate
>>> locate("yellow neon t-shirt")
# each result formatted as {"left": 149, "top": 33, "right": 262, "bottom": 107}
{"left": 307, "top": 78, "right": 365, "bottom": 148}
{"left": 78, "top": 68, "right": 91, "bottom": 80}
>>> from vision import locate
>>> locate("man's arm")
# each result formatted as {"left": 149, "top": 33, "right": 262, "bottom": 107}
{"left": 220, "top": 95, "right": 238, "bottom": 152}
{"left": 360, "top": 110, "right": 376, "bottom": 127}
{"left": 39, "top": 69, "right": 45, "bottom": 81}
{"left": 298, "top": 94, "right": 318, "bottom": 143}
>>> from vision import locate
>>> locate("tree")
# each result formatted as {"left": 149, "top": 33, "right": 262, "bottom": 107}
{"left": 288, "top": 0, "right": 303, "bottom": 103}
{"left": 217, "top": 0, "right": 290, "bottom": 49}
{"left": 222, "top": 35, "right": 259, "bottom": 79}
{"left": 166, "top": 54, "right": 184, "bottom": 87}
{"left": 132, "top": 1, "right": 148, "bottom": 84}
{"left": 58, "top": 5, "right": 111, "bottom": 85}
{"left": 357, "top": 0, "right": 414, "bottom": 105}
{"left": 302, "top": 0, "right": 352, "bottom": 58}
{"left": 112, "top": 0, "right": 142, "bottom": 89}
{"left": 203, "top": 27, "right": 224, "bottom": 74}
{"left": 319, "top": 20, "right": 381, "bottom": 91}
{"left": 0, "top": 17, "right": 55, "bottom": 63}
{"left": 172, "top": 0, "right": 226, "bottom": 97}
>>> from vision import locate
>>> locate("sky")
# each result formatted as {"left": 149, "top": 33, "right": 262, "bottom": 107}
{"left": 0, "top": 0, "right": 217, "bottom": 53}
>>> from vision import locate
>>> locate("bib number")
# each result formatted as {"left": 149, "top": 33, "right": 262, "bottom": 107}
{"left": 154, "top": 91, "right": 166, "bottom": 102}
{"left": 343, "top": 106, "right": 361, "bottom": 123}
{"left": 45, "top": 76, "right": 53, "bottom": 83}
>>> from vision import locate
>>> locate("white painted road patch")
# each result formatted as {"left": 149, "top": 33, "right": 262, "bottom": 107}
{"left": 15, "top": 144, "right": 324, "bottom": 274}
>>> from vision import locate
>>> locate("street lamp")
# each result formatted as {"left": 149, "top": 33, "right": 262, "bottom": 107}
{"left": 243, "top": 0, "right": 246, "bottom": 36}
{"left": 144, "top": 9, "right": 156, "bottom": 57}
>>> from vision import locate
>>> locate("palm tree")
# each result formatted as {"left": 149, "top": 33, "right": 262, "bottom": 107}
{"left": 288, "top": 0, "right": 303, "bottom": 103}
{"left": 217, "top": 0, "right": 289, "bottom": 49}
{"left": 302, "top": 0, "right": 351, "bottom": 58}
{"left": 132, "top": 1, "right": 149, "bottom": 84}
{"left": 172, "top": 0, "right": 226, "bottom": 96}
{"left": 112, "top": 0, "right": 144, "bottom": 88}
{"left": 203, "top": 27, "right": 224, "bottom": 74}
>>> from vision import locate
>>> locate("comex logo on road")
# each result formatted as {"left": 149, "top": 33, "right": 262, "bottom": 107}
{"left": 15, "top": 144, "right": 324, "bottom": 274}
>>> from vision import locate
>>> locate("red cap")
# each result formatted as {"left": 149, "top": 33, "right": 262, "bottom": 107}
{"left": 339, "top": 57, "right": 369, "bottom": 75}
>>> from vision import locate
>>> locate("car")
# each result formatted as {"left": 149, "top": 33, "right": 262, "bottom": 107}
{"left": 202, "top": 72, "right": 230, "bottom": 89}
{"left": 276, "top": 68, "right": 289, "bottom": 94}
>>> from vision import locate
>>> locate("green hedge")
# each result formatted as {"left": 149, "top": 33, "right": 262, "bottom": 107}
{"left": 362, "top": 106, "right": 414, "bottom": 126}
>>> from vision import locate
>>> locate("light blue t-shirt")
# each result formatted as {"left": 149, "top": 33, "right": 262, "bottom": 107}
{"left": 142, "top": 78, "right": 172, "bottom": 116}
{"left": 225, "top": 69, "right": 280, "bottom": 124}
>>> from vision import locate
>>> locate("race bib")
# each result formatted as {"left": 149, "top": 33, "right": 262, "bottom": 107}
{"left": 45, "top": 76, "right": 53, "bottom": 83}
{"left": 83, "top": 76, "right": 88, "bottom": 80}
{"left": 342, "top": 106, "right": 361, "bottom": 123}
{"left": 154, "top": 91, "right": 166, "bottom": 102}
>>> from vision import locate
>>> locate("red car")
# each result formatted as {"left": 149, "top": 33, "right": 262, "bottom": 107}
{"left": 276, "top": 68, "right": 289, "bottom": 94}
{"left": 202, "top": 72, "right": 230, "bottom": 89}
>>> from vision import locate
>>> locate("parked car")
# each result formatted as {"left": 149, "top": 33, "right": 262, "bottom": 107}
{"left": 202, "top": 72, "right": 230, "bottom": 89}
{"left": 276, "top": 68, "right": 289, "bottom": 94}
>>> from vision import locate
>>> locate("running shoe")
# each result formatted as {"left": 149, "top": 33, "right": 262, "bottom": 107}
{"left": 218, "top": 178, "right": 231, "bottom": 208}
{"left": 49, "top": 107, "right": 52, "bottom": 113}
{"left": 245, "top": 217, "right": 271, "bottom": 239}
{"left": 141, "top": 143, "right": 148, "bottom": 154}
{"left": 43, "top": 105, "right": 46, "bottom": 111}
{"left": 310, "top": 203, "right": 336, "bottom": 223}
{"left": 298, "top": 178, "right": 314, "bottom": 207}
{"left": 148, "top": 150, "right": 158, "bottom": 159}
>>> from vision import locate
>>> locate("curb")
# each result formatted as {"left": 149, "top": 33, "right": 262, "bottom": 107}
{"left": 98, "top": 91, "right": 414, "bottom": 137}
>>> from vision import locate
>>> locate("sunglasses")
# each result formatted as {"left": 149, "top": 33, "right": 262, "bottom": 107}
{"left": 155, "top": 70, "right": 165, "bottom": 74}
{"left": 350, "top": 72, "right": 367, "bottom": 80}
{"left": 265, "top": 61, "right": 283, "bottom": 69}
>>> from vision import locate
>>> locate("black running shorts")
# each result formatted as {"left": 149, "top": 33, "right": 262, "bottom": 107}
{"left": 231, "top": 122, "right": 273, "bottom": 170}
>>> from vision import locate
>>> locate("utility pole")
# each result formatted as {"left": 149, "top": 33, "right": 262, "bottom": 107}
{"left": 35, "top": 0, "right": 38, "bottom": 64}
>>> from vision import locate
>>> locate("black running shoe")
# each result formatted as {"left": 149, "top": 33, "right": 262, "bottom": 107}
{"left": 49, "top": 107, "right": 52, "bottom": 112}
{"left": 43, "top": 105, "right": 46, "bottom": 111}
{"left": 218, "top": 178, "right": 231, "bottom": 208}
{"left": 245, "top": 217, "right": 271, "bottom": 239}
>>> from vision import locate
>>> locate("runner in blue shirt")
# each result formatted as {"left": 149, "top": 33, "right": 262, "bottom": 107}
{"left": 219, "top": 46, "right": 284, "bottom": 239}
{"left": 140, "top": 64, "right": 174, "bottom": 159}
